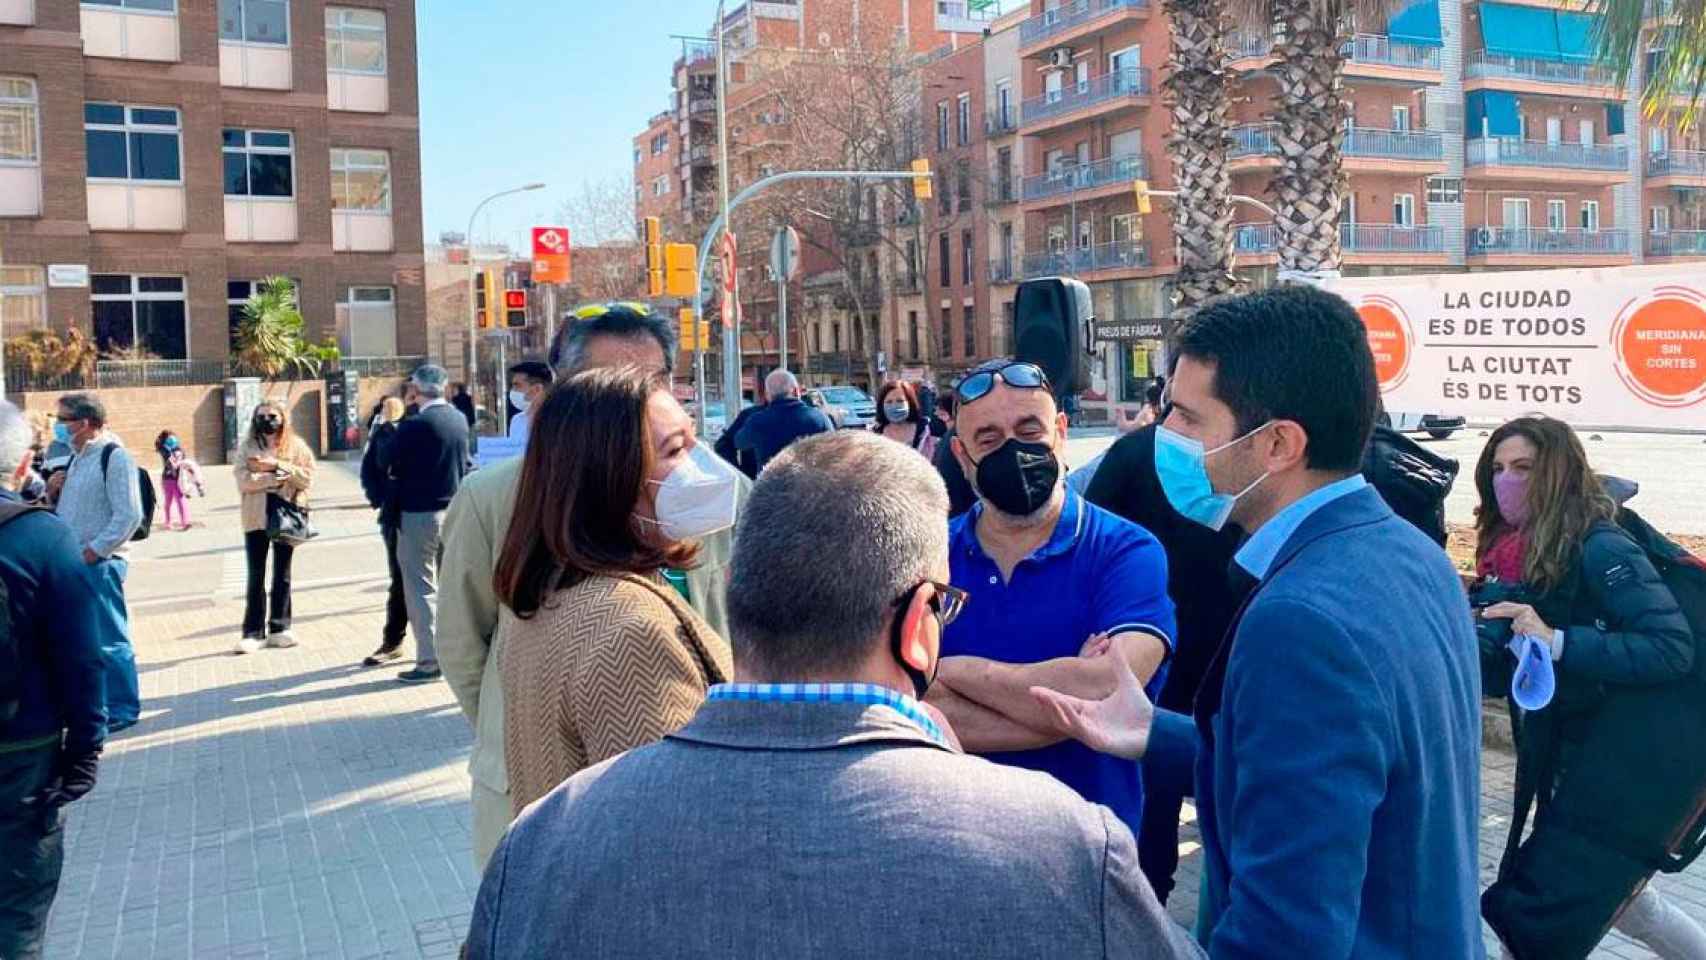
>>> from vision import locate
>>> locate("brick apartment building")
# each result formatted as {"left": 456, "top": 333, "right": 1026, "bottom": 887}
{"left": 0, "top": 0, "right": 426, "bottom": 379}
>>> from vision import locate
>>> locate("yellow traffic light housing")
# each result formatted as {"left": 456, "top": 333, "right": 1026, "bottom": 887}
{"left": 475, "top": 269, "right": 499, "bottom": 328}
{"left": 664, "top": 242, "right": 698, "bottom": 298}
{"left": 910, "top": 159, "right": 933, "bottom": 201}
{"left": 644, "top": 216, "right": 664, "bottom": 297}
{"left": 677, "top": 306, "right": 709, "bottom": 351}
{"left": 1133, "top": 179, "right": 1152, "bottom": 215}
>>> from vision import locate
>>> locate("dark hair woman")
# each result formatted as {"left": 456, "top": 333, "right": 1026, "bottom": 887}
{"left": 872, "top": 381, "right": 937, "bottom": 459}
{"left": 234, "top": 400, "right": 315, "bottom": 654}
{"left": 493, "top": 366, "right": 736, "bottom": 815}
{"left": 1474, "top": 416, "right": 1705, "bottom": 960}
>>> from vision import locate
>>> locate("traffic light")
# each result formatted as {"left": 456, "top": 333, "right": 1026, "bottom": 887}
{"left": 910, "top": 159, "right": 933, "bottom": 201}
{"left": 1133, "top": 179, "right": 1152, "bottom": 215}
{"left": 504, "top": 289, "right": 527, "bottom": 328}
{"left": 475, "top": 269, "right": 498, "bottom": 328}
{"left": 678, "top": 307, "right": 709, "bottom": 350}
{"left": 644, "top": 216, "right": 664, "bottom": 297}
{"left": 664, "top": 242, "right": 698, "bottom": 298}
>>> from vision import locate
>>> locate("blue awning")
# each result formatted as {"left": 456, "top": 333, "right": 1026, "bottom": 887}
{"left": 1480, "top": 2, "right": 1561, "bottom": 60}
{"left": 1554, "top": 10, "right": 1599, "bottom": 62}
{"left": 1468, "top": 90, "right": 1522, "bottom": 137}
{"left": 1388, "top": 0, "right": 1444, "bottom": 46}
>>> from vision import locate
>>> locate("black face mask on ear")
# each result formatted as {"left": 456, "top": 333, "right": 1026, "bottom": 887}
{"left": 255, "top": 415, "right": 282, "bottom": 436}
{"left": 969, "top": 438, "right": 1060, "bottom": 517}
{"left": 889, "top": 585, "right": 941, "bottom": 699}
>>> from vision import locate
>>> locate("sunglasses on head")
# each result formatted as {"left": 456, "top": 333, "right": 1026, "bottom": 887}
{"left": 955, "top": 361, "right": 1051, "bottom": 407}
{"left": 570, "top": 301, "right": 652, "bottom": 322}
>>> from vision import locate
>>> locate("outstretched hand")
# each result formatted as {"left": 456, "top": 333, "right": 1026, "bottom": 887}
{"left": 1029, "top": 647, "right": 1154, "bottom": 760}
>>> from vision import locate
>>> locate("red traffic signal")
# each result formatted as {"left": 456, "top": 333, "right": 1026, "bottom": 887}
{"left": 504, "top": 290, "right": 526, "bottom": 310}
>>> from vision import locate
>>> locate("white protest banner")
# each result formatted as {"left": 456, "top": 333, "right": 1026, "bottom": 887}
{"left": 473, "top": 436, "right": 525, "bottom": 468}
{"left": 1327, "top": 264, "right": 1706, "bottom": 430}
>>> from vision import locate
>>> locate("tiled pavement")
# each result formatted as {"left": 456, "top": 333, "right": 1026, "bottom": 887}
{"left": 38, "top": 460, "right": 1706, "bottom": 957}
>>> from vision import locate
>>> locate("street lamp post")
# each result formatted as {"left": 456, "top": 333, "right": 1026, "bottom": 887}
{"left": 464, "top": 182, "right": 545, "bottom": 427}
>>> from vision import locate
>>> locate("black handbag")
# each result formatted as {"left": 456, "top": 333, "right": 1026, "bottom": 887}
{"left": 265, "top": 493, "right": 317, "bottom": 546}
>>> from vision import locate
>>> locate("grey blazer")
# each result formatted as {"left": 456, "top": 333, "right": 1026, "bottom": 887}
{"left": 468, "top": 697, "right": 1204, "bottom": 960}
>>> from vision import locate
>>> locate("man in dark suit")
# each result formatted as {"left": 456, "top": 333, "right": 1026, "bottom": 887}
{"left": 1034, "top": 286, "right": 1483, "bottom": 959}
{"left": 383, "top": 364, "right": 469, "bottom": 684}
{"left": 734, "top": 368, "right": 833, "bottom": 474}
{"left": 467, "top": 431, "right": 1202, "bottom": 960}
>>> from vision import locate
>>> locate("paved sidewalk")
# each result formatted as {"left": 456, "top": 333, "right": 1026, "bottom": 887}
{"left": 37, "top": 454, "right": 1706, "bottom": 958}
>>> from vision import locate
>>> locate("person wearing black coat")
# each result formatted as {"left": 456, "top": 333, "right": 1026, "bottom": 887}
{"left": 1082, "top": 423, "right": 1248, "bottom": 904}
{"left": 360, "top": 397, "right": 409, "bottom": 666}
{"left": 1473, "top": 416, "right": 1706, "bottom": 960}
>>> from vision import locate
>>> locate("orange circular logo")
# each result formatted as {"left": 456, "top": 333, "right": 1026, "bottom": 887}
{"left": 1357, "top": 296, "right": 1413, "bottom": 391}
{"left": 1612, "top": 288, "right": 1706, "bottom": 408}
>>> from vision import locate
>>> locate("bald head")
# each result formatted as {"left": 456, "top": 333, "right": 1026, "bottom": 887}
{"left": 765, "top": 368, "right": 800, "bottom": 403}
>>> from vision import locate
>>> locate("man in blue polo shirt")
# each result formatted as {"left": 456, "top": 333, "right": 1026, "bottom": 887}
{"left": 924, "top": 358, "right": 1175, "bottom": 839}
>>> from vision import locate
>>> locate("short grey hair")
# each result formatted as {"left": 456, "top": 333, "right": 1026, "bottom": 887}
{"left": 411, "top": 363, "right": 449, "bottom": 398}
{"left": 764, "top": 368, "right": 798, "bottom": 401}
{"left": 728, "top": 430, "right": 950, "bottom": 679}
{"left": 0, "top": 401, "right": 33, "bottom": 481}
{"left": 549, "top": 304, "right": 677, "bottom": 375}
{"left": 57, "top": 392, "right": 106, "bottom": 427}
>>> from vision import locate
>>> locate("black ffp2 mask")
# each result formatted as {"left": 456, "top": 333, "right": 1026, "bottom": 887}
{"left": 971, "top": 438, "right": 1060, "bottom": 517}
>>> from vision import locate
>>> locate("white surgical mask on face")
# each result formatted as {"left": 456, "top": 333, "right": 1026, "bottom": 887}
{"left": 509, "top": 389, "right": 531, "bottom": 413}
{"left": 641, "top": 443, "right": 741, "bottom": 541}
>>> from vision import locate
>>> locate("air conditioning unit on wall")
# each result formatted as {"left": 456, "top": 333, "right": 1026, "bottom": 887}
{"left": 1048, "top": 48, "right": 1074, "bottom": 69}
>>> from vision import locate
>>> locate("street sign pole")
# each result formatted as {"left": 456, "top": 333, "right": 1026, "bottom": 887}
{"left": 778, "top": 274, "right": 787, "bottom": 373}
{"left": 769, "top": 225, "right": 798, "bottom": 372}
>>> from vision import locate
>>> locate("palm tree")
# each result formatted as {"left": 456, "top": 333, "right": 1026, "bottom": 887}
{"left": 1268, "top": 0, "right": 1359, "bottom": 279}
{"left": 1164, "top": 0, "right": 1242, "bottom": 313}
{"left": 1597, "top": 0, "right": 1705, "bottom": 125}
{"left": 233, "top": 276, "right": 321, "bottom": 396}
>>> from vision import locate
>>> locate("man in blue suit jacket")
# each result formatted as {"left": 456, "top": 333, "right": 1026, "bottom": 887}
{"left": 1033, "top": 286, "right": 1484, "bottom": 959}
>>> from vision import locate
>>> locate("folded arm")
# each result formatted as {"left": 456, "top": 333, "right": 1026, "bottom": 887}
{"left": 925, "top": 681, "right": 1060, "bottom": 752}
{"left": 938, "top": 630, "right": 1168, "bottom": 741}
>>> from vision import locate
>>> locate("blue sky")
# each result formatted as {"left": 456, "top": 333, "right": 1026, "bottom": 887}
{"left": 417, "top": 1, "right": 1027, "bottom": 252}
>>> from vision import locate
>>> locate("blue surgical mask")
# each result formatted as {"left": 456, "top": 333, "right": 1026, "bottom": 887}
{"left": 1154, "top": 423, "right": 1273, "bottom": 531}
{"left": 53, "top": 422, "right": 73, "bottom": 445}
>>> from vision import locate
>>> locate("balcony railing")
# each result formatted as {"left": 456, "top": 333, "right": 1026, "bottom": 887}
{"left": 1230, "top": 122, "right": 1278, "bottom": 157}
{"left": 1465, "top": 50, "right": 1618, "bottom": 88}
{"left": 1345, "top": 127, "right": 1444, "bottom": 161}
{"left": 681, "top": 40, "right": 717, "bottom": 65}
{"left": 688, "top": 144, "right": 715, "bottom": 165}
{"left": 894, "top": 273, "right": 923, "bottom": 295}
{"left": 1021, "top": 154, "right": 1149, "bottom": 202}
{"left": 1021, "top": 241, "right": 1152, "bottom": 278}
{"left": 989, "top": 258, "right": 1018, "bottom": 284}
{"left": 1468, "top": 227, "right": 1632, "bottom": 255}
{"left": 985, "top": 106, "right": 1018, "bottom": 136}
{"left": 1233, "top": 222, "right": 1277, "bottom": 253}
{"left": 1230, "top": 31, "right": 1274, "bottom": 59}
{"left": 1344, "top": 34, "right": 1442, "bottom": 70}
{"left": 1467, "top": 137, "right": 1629, "bottom": 171}
{"left": 1649, "top": 230, "right": 1706, "bottom": 256}
{"left": 688, "top": 96, "right": 718, "bottom": 116}
{"left": 1019, "top": 0, "right": 1149, "bottom": 48}
{"left": 1342, "top": 223, "right": 1446, "bottom": 252}
{"left": 1648, "top": 150, "right": 1706, "bottom": 177}
{"left": 1021, "top": 68, "right": 1152, "bottom": 126}
{"left": 986, "top": 172, "right": 1018, "bottom": 205}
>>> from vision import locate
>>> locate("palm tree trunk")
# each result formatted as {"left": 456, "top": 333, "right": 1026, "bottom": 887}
{"left": 1271, "top": 0, "right": 1350, "bottom": 277}
{"left": 1163, "top": 0, "right": 1240, "bottom": 316}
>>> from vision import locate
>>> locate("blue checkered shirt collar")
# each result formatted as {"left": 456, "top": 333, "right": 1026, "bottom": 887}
{"left": 706, "top": 683, "right": 946, "bottom": 746}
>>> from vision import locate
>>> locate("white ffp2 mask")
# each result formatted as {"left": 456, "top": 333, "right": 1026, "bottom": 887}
{"left": 644, "top": 443, "right": 741, "bottom": 541}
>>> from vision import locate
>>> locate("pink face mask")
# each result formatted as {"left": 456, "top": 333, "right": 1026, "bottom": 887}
{"left": 1494, "top": 470, "right": 1531, "bottom": 528}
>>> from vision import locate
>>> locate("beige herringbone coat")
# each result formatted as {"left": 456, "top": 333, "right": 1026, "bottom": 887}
{"left": 499, "top": 572, "right": 732, "bottom": 815}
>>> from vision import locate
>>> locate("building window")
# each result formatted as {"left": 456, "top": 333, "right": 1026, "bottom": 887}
{"left": 337, "top": 286, "right": 397, "bottom": 356}
{"left": 832, "top": 321, "right": 842, "bottom": 352}
{"left": 219, "top": 0, "right": 287, "bottom": 43}
{"left": 1426, "top": 176, "right": 1463, "bottom": 203}
{"left": 961, "top": 229, "right": 973, "bottom": 284}
{"left": 963, "top": 303, "right": 975, "bottom": 357}
{"left": 84, "top": 103, "right": 181, "bottom": 182}
{"left": 940, "top": 307, "right": 952, "bottom": 360}
{"left": 0, "top": 78, "right": 39, "bottom": 165}
{"left": 936, "top": 101, "right": 949, "bottom": 151}
{"left": 228, "top": 278, "right": 302, "bottom": 347}
{"left": 651, "top": 132, "right": 669, "bottom": 155}
{"left": 908, "top": 310, "right": 920, "bottom": 359}
{"left": 1, "top": 265, "right": 45, "bottom": 337}
{"left": 223, "top": 129, "right": 293, "bottom": 197}
{"left": 1652, "top": 205, "right": 1670, "bottom": 233}
{"left": 90, "top": 274, "right": 187, "bottom": 359}
{"left": 1546, "top": 199, "right": 1566, "bottom": 231}
{"left": 330, "top": 148, "right": 390, "bottom": 210}
{"left": 326, "top": 7, "right": 386, "bottom": 74}
{"left": 1504, "top": 197, "right": 1530, "bottom": 229}
{"left": 652, "top": 175, "right": 670, "bottom": 196}
{"left": 956, "top": 158, "right": 971, "bottom": 211}
{"left": 905, "top": 238, "right": 919, "bottom": 285}
{"left": 1580, "top": 200, "right": 1600, "bottom": 232}
{"left": 956, "top": 93, "right": 971, "bottom": 146}
{"left": 938, "top": 233, "right": 950, "bottom": 286}
{"left": 1391, "top": 105, "right": 1410, "bottom": 132}
{"left": 1393, "top": 193, "right": 1415, "bottom": 227}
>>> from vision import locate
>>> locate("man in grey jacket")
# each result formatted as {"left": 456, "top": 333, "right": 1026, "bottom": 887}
{"left": 51, "top": 393, "right": 143, "bottom": 731}
{"left": 466, "top": 430, "right": 1200, "bottom": 960}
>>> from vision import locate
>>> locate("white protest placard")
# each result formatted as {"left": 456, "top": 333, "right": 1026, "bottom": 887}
{"left": 1327, "top": 264, "right": 1706, "bottom": 430}
{"left": 473, "top": 436, "right": 526, "bottom": 468}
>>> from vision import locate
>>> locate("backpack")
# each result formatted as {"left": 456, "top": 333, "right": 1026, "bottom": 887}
{"left": 100, "top": 444, "right": 155, "bottom": 542}
{"left": 1613, "top": 506, "right": 1706, "bottom": 679}
{"left": 0, "top": 500, "right": 44, "bottom": 724}
{"left": 1361, "top": 425, "right": 1457, "bottom": 546}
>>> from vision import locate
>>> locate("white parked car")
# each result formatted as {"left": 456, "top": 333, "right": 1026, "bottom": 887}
{"left": 817, "top": 385, "right": 876, "bottom": 429}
